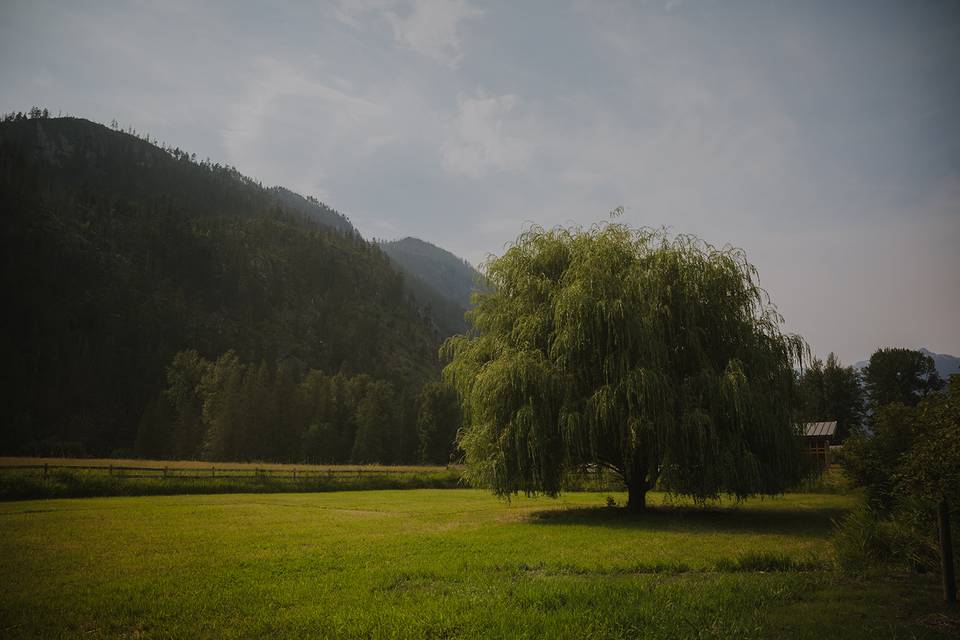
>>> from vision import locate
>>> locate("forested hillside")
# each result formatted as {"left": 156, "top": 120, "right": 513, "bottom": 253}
{"left": 378, "top": 237, "right": 483, "bottom": 336}
{"left": 0, "top": 113, "right": 460, "bottom": 463}
{"left": 378, "top": 237, "right": 482, "bottom": 309}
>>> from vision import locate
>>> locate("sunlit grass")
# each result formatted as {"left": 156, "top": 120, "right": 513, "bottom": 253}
{"left": 0, "top": 490, "right": 952, "bottom": 638}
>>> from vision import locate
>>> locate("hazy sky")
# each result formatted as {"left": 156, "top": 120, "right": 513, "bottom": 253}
{"left": 2, "top": 0, "right": 958, "bottom": 363}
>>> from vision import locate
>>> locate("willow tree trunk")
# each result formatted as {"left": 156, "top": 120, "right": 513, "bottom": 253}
{"left": 939, "top": 498, "right": 956, "bottom": 604}
{"left": 626, "top": 474, "right": 650, "bottom": 512}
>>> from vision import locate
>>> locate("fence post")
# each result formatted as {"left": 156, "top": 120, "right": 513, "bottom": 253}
{"left": 939, "top": 498, "right": 957, "bottom": 603}
{"left": 109, "top": 464, "right": 113, "bottom": 477}
{"left": 211, "top": 466, "right": 215, "bottom": 478}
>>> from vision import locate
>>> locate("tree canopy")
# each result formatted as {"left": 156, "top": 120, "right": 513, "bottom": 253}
{"left": 443, "top": 224, "right": 806, "bottom": 511}
{"left": 862, "top": 348, "right": 944, "bottom": 411}
{"left": 896, "top": 377, "right": 960, "bottom": 506}
{"left": 840, "top": 376, "right": 958, "bottom": 602}
{"left": 796, "top": 353, "right": 864, "bottom": 441}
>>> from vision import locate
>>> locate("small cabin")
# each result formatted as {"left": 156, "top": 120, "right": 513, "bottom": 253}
{"left": 802, "top": 421, "right": 837, "bottom": 466}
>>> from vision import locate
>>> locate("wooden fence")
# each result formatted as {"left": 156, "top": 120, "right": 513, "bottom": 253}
{"left": 0, "top": 463, "right": 625, "bottom": 492}
{"left": 0, "top": 463, "right": 453, "bottom": 481}
{"left": 804, "top": 444, "right": 844, "bottom": 469}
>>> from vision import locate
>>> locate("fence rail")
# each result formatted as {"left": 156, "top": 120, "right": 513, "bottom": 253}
{"left": 0, "top": 463, "right": 457, "bottom": 481}
{"left": 0, "top": 461, "right": 474, "bottom": 500}
{"left": 0, "top": 461, "right": 625, "bottom": 499}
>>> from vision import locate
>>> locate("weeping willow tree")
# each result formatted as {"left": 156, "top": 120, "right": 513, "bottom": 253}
{"left": 443, "top": 223, "right": 807, "bottom": 511}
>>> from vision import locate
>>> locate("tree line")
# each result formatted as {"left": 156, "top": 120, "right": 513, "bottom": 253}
{"left": 794, "top": 347, "right": 955, "bottom": 602}
{"left": 135, "top": 350, "right": 460, "bottom": 465}
{"left": 795, "top": 347, "right": 945, "bottom": 440}
{"left": 832, "top": 355, "right": 957, "bottom": 603}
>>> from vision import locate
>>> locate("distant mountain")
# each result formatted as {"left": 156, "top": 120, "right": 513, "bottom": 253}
{"left": 855, "top": 348, "right": 960, "bottom": 380}
{"left": 378, "top": 237, "right": 485, "bottom": 336}
{"left": 918, "top": 348, "right": 960, "bottom": 379}
{"left": 0, "top": 114, "right": 442, "bottom": 456}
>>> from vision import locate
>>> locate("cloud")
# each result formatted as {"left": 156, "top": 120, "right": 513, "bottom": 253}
{"left": 441, "top": 91, "right": 531, "bottom": 178}
{"left": 335, "top": 0, "right": 481, "bottom": 67}
{"left": 222, "top": 57, "right": 401, "bottom": 197}
{"left": 333, "top": 0, "right": 396, "bottom": 29}
{"left": 387, "top": 0, "right": 481, "bottom": 67}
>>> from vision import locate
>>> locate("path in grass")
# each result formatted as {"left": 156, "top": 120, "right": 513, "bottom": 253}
{"left": 0, "top": 490, "right": 951, "bottom": 639}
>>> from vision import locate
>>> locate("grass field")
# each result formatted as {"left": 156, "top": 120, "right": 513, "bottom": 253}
{"left": 1, "top": 489, "right": 956, "bottom": 639}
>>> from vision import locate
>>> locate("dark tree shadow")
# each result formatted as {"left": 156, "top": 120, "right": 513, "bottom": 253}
{"left": 525, "top": 504, "right": 848, "bottom": 537}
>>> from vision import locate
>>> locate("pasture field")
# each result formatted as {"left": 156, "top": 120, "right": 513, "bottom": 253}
{"left": 1, "top": 489, "right": 956, "bottom": 639}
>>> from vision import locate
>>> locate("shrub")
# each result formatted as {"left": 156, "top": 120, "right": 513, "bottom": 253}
{"left": 831, "top": 504, "right": 896, "bottom": 574}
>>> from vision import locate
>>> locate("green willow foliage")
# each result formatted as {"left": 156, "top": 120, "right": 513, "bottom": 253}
{"left": 443, "top": 224, "right": 807, "bottom": 509}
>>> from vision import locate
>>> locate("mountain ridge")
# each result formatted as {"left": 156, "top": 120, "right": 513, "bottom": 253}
{"left": 1, "top": 115, "right": 357, "bottom": 233}
{"left": 377, "top": 236, "right": 485, "bottom": 336}
{"left": 378, "top": 237, "right": 482, "bottom": 310}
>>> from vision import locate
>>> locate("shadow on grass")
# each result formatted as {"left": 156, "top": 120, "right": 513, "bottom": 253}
{"left": 526, "top": 504, "right": 849, "bottom": 537}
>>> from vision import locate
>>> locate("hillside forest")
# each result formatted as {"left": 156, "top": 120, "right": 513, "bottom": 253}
{"left": 0, "top": 110, "right": 469, "bottom": 464}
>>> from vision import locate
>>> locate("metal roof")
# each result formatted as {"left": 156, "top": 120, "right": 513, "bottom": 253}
{"left": 802, "top": 421, "right": 837, "bottom": 438}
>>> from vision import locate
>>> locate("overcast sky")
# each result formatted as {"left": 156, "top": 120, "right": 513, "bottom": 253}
{"left": 2, "top": 0, "right": 958, "bottom": 363}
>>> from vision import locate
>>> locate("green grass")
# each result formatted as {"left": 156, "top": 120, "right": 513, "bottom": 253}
{"left": 0, "top": 490, "right": 956, "bottom": 639}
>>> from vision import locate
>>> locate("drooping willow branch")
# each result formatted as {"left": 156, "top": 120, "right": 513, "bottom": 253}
{"left": 443, "top": 223, "right": 807, "bottom": 506}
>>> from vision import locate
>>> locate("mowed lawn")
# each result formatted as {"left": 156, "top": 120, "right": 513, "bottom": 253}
{"left": 0, "top": 489, "right": 952, "bottom": 639}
